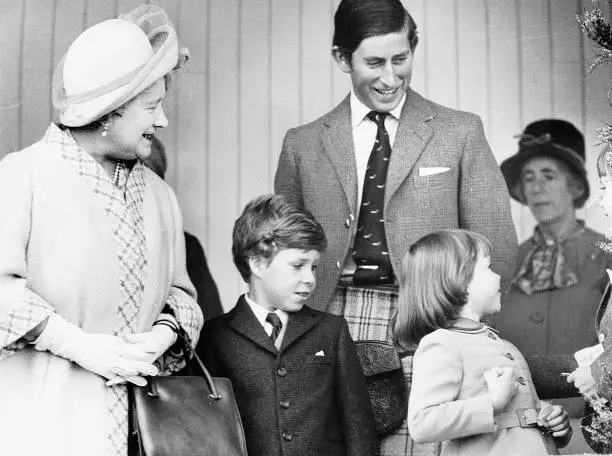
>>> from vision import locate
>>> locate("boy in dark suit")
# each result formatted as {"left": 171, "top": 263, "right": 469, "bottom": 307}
{"left": 199, "top": 194, "right": 379, "bottom": 456}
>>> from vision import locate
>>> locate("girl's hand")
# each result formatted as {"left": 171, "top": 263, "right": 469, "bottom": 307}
{"left": 537, "top": 405, "right": 571, "bottom": 438}
{"left": 567, "top": 365, "right": 598, "bottom": 400}
{"left": 483, "top": 366, "right": 518, "bottom": 412}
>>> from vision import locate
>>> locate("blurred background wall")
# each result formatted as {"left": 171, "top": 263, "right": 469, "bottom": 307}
{"left": 1, "top": 0, "right": 610, "bottom": 310}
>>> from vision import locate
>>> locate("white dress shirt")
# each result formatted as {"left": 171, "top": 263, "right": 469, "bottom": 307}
{"left": 245, "top": 293, "right": 289, "bottom": 350}
{"left": 342, "top": 92, "right": 407, "bottom": 276}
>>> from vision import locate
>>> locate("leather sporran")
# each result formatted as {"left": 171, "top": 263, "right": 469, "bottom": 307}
{"left": 130, "top": 329, "right": 248, "bottom": 456}
{"left": 354, "top": 340, "right": 408, "bottom": 437}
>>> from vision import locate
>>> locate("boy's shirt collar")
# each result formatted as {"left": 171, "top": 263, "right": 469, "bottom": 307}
{"left": 350, "top": 90, "right": 406, "bottom": 129}
{"left": 244, "top": 293, "right": 289, "bottom": 330}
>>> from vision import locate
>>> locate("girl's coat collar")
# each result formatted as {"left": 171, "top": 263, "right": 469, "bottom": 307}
{"left": 448, "top": 317, "right": 497, "bottom": 334}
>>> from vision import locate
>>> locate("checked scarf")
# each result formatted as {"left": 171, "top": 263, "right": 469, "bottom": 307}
{"left": 52, "top": 124, "right": 147, "bottom": 456}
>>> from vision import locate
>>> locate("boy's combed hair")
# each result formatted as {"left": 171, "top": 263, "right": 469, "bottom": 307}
{"left": 392, "top": 229, "right": 491, "bottom": 351}
{"left": 232, "top": 194, "right": 327, "bottom": 282}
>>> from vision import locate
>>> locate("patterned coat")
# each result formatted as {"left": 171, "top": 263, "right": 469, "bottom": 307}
{"left": 408, "top": 319, "right": 559, "bottom": 456}
{"left": 0, "top": 124, "right": 203, "bottom": 456}
{"left": 274, "top": 89, "right": 518, "bottom": 310}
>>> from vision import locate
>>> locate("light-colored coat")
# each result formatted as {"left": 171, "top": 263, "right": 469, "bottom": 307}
{"left": 275, "top": 89, "right": 518, "bottom": 310}
{"left": 408, "top": 320, "right": 558, "bottom": 456}
{"left": 0, "top": 125, "right": 202, "bottom": 456}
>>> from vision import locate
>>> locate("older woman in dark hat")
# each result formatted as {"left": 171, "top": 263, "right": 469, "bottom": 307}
{"left": 496, "top": 119, "right": 612, "bottom": 449}
{"left": 0, "top": 6, "right": 202, "bottom": 456}
{"left": 497, "top": 119, "right": 610, "bottom": 357}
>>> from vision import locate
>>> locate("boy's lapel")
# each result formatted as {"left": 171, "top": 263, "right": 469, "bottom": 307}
{"left": 228, "top": 296, "right": 278, "bottom": 355}
{"left": 279, "top": 306, "right": 320, "bottom": 352}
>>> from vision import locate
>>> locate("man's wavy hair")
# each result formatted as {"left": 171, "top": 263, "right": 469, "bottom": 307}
{"left": 232, "top": 194, "right": 327, "bottom": 282}
{"left": 333, "top": 0, "right": 419, "bottom": 59}
{"left": 392, "top": 229, "right": 491, "bottom": 351}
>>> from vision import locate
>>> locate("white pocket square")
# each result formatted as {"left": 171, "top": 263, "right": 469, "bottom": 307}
{"left": 419, "top": 166, "right": 450, "bottom": 177}
{"left": 315, "top": 350, "right": 325, "bottom": 356}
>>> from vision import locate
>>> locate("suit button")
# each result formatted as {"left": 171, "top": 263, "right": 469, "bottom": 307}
{"left": 505, "top": 352, "right": 514, "bottom": 361}
{"left": 336, "top": 261, "right": 341, "bottom": 269}
{"left": 280, "top": 400, "right": 290, "bottom": 409}
{"left": 282, "top": 432, "right": 293, "bottom": 441}
{"left": 517, "top": 376, "right": 526, "bottom": 385}
{"left": 277, "top": 367, "right": 287, "bottom": 377}
{"left": 344, "top": 218, "right": 351, "bottom": 228}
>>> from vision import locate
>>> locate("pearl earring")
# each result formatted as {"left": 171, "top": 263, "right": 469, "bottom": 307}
{"left": 101, "top": 122, "right": 109, "bottom": 137}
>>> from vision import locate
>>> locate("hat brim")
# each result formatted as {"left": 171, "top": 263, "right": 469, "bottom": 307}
{"left": 500, "top": 145, "right": 590, "bottom": 208}
{"left": 54, "top": 26, "right": 178, "bottom": 127}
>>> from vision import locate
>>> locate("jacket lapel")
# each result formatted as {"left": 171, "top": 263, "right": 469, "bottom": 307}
{"left": 227, "top": 296, "right": 278, "bottom": 355}
{"left": 279, "top": 306, "right": 320, "bottom": 352}
{"left": 321, "top": 96, "right": 358, "bottom": 212}
{"left": 385, "top": 89, "right": 435, "bottom": 206}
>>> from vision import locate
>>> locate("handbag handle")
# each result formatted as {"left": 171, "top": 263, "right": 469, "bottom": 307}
{"left": 145, "top": 326, "right": 221, "bottom": 400}
{"left": 176, "top": 328, "right": 221, "bottom": 400}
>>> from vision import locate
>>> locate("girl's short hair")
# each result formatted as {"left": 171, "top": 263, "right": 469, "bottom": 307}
{"left": 392, "top": 229, "right": 491, "bottom": 351}
{"left": 232, "top": 194, "right": 327, "bottom": 282}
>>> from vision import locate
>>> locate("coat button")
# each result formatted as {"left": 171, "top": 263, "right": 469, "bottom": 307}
{"left": 336, "top": 261, "right": 341, "bottom": 269}
{"left": 282, "top": 432, "right": 293, "bottom": 441}
{"left": 505, "top": 352, "right": 514, "bottom": 361}
{"left": 344, "top": 218, "right": 351, "bottom": 228}
{"left": 280, "top": 400, "right": 290, "bottom": 409}
{"left": 277, "top": 367, "right": 287, "bottom": 377}
{"left": 517, "top": 376, "right": 526, "bottom": 385}
{"left": 487, "top": 333, "right": 497, "bottom": 340}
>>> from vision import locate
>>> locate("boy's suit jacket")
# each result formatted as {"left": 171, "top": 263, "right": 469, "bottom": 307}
{"left": 275, "top": 89, "right": 518, "bottom": 309}
{"left": 199, "top": 296, "right": 379, "bottom": 456}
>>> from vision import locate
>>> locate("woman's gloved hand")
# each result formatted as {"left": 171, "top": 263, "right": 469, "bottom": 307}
{"left": 33, "top": 313, "right": 159, "bottom": 386}
{"left": 105, "top": 314, "right": 179, "bottom": 386}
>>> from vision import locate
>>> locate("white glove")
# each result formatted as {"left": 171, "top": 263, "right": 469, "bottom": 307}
{"left": 33, "top": 313, "right": 158, "bottom": 385}
{"left": 105, "top": 314, "right": 178, "bottom": 386}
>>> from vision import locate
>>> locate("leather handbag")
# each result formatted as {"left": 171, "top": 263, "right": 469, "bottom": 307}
{"left": 354, "top": 340, "right": 409, "bottom": 437}
{"left": 130, "top": 328, "right": 248, "bottom": 456}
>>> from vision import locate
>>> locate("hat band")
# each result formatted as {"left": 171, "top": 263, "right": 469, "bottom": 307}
{"left": 63, "top": 63, "right": 145, "bottom": 105}
{"left": 515, "top": 133, "right": 586, "bottom": 167}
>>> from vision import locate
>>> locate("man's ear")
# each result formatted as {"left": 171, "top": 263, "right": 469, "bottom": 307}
{"left": 332, "top": 46, "right": 352, "bottom": 74}
{"left": 248, "top": 256, "right": 266, "bottom": 279}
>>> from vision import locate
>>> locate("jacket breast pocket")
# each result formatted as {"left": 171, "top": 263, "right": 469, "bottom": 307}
{"left": 412, "top": 167, "right": 454, "bottom": 188}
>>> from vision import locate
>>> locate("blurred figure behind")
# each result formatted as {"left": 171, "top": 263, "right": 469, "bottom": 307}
{"left": 143, "top": 136, "right": 224, "bottom": 321}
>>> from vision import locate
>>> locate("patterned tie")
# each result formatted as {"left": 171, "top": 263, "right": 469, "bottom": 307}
{"left": 266, "top": 312, "right": 283, "bottom": 346}
{"left": 353, "top": 111, "right": 394, "bottom": 285}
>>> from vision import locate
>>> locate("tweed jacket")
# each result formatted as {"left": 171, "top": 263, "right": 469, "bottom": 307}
{"left": 199, "top": 296, "right": 379, "bottom": 456}
{"left": 275, "top": 89, "right": 518, "bottom": 310}
{"left": 408, "top": 319, "right": 559, "bottom": 456}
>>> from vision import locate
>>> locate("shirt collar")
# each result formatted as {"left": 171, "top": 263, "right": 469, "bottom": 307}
{"left": 244, "top": 293, "right": 288, "bottom": 327}
{"left": 349, "top": 90, "right": 406, "bottom": 129}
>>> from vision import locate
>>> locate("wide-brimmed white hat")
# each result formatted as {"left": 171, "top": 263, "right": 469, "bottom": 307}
{"left": 52, "top": 5, "right": 188, "bottom": 127}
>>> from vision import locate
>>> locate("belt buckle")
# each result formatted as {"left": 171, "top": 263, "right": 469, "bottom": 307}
{"left": 516, "top": 408, "right": 539, "bottom": 428}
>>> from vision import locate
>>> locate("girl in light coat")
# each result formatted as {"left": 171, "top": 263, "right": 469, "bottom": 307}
{"left": 393, "top": 229, "right": 571, "bottom": 455}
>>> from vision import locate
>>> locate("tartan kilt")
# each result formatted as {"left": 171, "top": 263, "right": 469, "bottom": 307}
{"left": 329, "top": 286, "right": 442, "bottom": 456}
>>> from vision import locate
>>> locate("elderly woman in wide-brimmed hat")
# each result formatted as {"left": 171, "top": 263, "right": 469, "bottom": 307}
{"left": 0, "top": 6, "right": 202, "bottom": 456}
